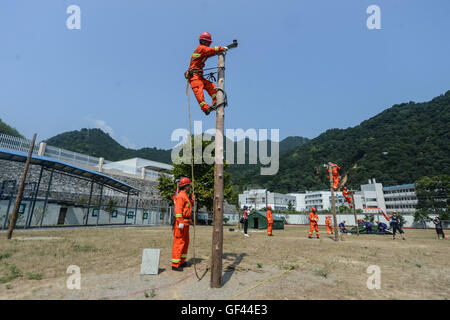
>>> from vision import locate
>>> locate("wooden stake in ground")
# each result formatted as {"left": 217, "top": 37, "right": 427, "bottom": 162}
{"left": 7, "top": 133, "right": 37, "bottom": 240}
{"left": 350, "top": 191, "right": 359, "bottom": 236}
{"left": 328, "top": 163, "right": 339, "bottom": 242}
{"left": 211, "top": 52, "right": 226, "bottom": 288}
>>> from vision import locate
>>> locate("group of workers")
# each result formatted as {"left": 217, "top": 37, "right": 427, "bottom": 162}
{"left": 171, "top": 34, "right": 423, "bottom": 272}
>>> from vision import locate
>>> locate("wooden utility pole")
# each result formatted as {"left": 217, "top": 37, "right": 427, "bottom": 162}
{"left": 211, "top": 52, "right": 226, "bottom": 288}
{"left": 328, "top": 163, "right": 339, "bottom": 241}
{"left": 350, "top": 191, "right": 359, "bottom": 236}
{"left": 7, "top": 134, "right": 37, "bottom": 239}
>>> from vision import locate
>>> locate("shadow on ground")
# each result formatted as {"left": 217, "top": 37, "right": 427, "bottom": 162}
{"left": 222, "top": 252, "right": 247, "bottom": 285}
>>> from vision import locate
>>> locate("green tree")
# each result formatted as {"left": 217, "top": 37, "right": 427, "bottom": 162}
{"left": 415, "top": 174, "right": 450, "bottom": 221}
{"left": 157, "top": 135, "right": 234, "bottom": 214}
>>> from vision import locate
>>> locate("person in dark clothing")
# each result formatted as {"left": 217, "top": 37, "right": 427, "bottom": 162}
{"left": 365, "top": 221, "right": 373, "bottom": 234}
{"left": 433, "top": 217, "right": 445, "bottom": 240}
{"left": 243, "top": 206, "right": 250, "bottom": 237}
{"left": 339, "top": 221, "right": 347, "bottom": 234}
{"left": 390, "top": 211, "right": 406, "bottom": 240}
{"left": 377, "top": 221, "right": 387, "bottom": 234}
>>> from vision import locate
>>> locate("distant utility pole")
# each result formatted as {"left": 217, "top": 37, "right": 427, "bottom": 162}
{"left": 350, "top": 190, "right": 359, "bottom": 236}
{"left": 327, "top": 163, "right": 339, "bottom": 242}
{"left": 211, "top": 52, "right": 226, "bottom": 288}
{"left": 7, "top": 134, "right": 37, "bottom": 240}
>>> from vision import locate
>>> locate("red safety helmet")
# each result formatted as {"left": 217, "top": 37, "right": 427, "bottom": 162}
{"left": 179, "top": 177, "right": 191, "bottom": 187}
{"left": 312, "top": 207, "right": 316, "bottom": 212}
{"left": 199, "top": 32, "right": 212, "bottom": 44}
{"left": 343, "top": 187, "right": 347, "bottom": 190}
{"left": 267, "top": 206, "right": 272, "bottom": 210}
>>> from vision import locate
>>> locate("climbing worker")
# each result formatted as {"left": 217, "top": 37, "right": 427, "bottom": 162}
{"left": 377, "top": 220, "right": 387, "bottom": 234}
{"left": 325, "top": 216, "right": 333, "bottom": 235}
{"left": 186, "top": 32, "right": 228, "bottom": 115}
{"left": 326, "top": 163, "right": 340, "bottom": 190}
{"left": 339, "top": 220, "right": 347, "bottom": 234}
{"left": 342, "top": 187, "right": 353, "bottom": 208}
{"left": 308, "top": 207, "right": 320, "bottom": 239}
{"left": 243, "top": 206, "right": 250, "bottom": 237}
{"left": 266, "top": 206, "right": 273, "bottom": 236}
{"left": 390, "top": 211, "right": 406, "bottom": 240}
{"left": 171, "top": 177, "right": 194, "bottom": 271}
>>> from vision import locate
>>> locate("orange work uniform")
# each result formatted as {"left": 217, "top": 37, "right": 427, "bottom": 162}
{"left": 171, "top": 190, "right": 194, "bottom": 268}
{"left": 188, "top": 44, "right": 226, "bottom": 113}
{"left": 267, "top": 209, "right": 273, "bottom": 236}
{"left": 325, "top": 216, "right": 333, "bottom": 234}
{"left": 309, "top": 211, "right": 320, "bottom": 238}
{"left": 327, "top": 165, "right": 340, "bottom": 190}
{"left": 342, "top": 189, "right": 352, "bottom": 207}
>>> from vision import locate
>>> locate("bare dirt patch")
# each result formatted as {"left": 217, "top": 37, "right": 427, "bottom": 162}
{"left": 0, "top": 225, "right": 449, "bottom": 300}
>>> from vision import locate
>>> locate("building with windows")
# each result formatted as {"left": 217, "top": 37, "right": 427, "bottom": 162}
{"left": 383, "top": 184, "right": 418, "bottom": 214}
{"left": 238, "top": 189, "right": 296, "bottom": 211}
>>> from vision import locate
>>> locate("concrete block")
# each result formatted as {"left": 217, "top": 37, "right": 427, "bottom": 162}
{"left": 140, "top": 248, "right": 160, "bottom": 275}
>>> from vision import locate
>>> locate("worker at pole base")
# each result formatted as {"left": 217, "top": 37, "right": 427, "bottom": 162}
{"left": 325, "top": 216, "right": 333, "bottom": 235}
{"left": 266, "top": 206, "right": 273, "bottom": 236}
{"left": 186, "top": 32, "right": 228, "bottom": 115}
{"left": 342, "top": 187, "right": 352, "bottom": 207}
{"left": 171, "top": 177, "right": 194, "bottom": 271}
{"left": 308, "top": 207, "right": 320, "bottom": 239}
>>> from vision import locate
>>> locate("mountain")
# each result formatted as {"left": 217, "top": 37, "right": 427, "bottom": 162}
{"left": 0, "top": 118, "right": 24, "bottom": 138}
{"left": 45, "top": 128, "right": 172, "bottom": 163}
{"left": 229, "top": 91, "right": 450, "bottom": 193}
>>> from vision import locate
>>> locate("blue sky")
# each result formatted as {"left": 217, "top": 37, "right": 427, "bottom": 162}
{"left": 1, "top": 0, "right": 449, "bottom": 150}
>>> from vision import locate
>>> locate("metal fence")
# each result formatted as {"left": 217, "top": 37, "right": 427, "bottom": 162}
{"left": 0, "top": 133, "right": 39, "bottom": 154}
{"left": 44, "top": 144, "right": 101, "bottom": 167}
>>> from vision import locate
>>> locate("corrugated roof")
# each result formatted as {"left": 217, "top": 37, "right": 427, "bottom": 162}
{"left": 0, "top": 147, "right": 139, "bottom": 195}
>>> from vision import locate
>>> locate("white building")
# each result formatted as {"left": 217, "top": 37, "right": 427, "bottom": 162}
{"left": 288, "top": 193, "right": 306, "bottom": 211}
{"left": 239, "top": 189, "right": 296, "bottom": 211}
{"left": 304, "top": 191, "right": 331, "bottom": 211}
{"left": 102, "top": 158, "right": 172, "bottom": 180}
{"left": 383, "top": 184, "right": 418, "bottom": 214}
{"left": 360, "top": 178, "right": 386, "bottom": 212}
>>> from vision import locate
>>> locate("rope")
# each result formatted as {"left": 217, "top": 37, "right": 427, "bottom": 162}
{"left": 186, "top": 80, "right": 207, "bottom": 281}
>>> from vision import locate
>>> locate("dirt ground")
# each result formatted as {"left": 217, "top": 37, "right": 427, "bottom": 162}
{"left": 0, "top": 225, "right": 449, "bottom": 300}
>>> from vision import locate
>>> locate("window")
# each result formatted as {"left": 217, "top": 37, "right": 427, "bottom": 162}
{"left": 143, "top": 212, "right": 149, "bottom": 219}
{"left": 127, "top": 211, "right": 134, "bottom": 219}
{"left": 92, "top": 209, "right": 99, "bottom": 217}
{"left": 111, "top": 210, "right": 118, "bottom": 218}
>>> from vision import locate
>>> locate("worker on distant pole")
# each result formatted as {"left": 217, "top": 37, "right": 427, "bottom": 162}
{"left": 308, "top": 207, "right": 320, "bottom": 239}
{"left": 186, "top": 32, "right": 228, "bottom": 115}
{"left": 171, "top": 177, "right": 194, "bottom": 271}
{"left": 326, "top": 163, "right": 340, "bottom": 190}
{"left": 342, "top": 187, "right": 352, "bottom": 208}
{"left": 325, "top": 216, "right": 333, "bottom": 235}
{"left": 266, "top": 206, "right": 273, "bottom": 236}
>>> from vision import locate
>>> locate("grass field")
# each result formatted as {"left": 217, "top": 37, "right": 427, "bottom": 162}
{"left": 0, "top": 225, "right": 448, "bottom": 300}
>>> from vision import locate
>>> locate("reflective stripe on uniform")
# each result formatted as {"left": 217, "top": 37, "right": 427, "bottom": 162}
{"left": 211, "top": 93, "right": 217, "bottom": 99}
{"left": 200, "top": 101, "right": 207, "bottom": 106}
{"left": 214, "top": 46, "right": 219, "bottom": 51}
{"left": 175, "top": 214, "right": 183, "bottom": 218}
{"left": 192, "top": 53, "right": 201, "bottom": 57}
{"left": 181, "top": 254, "right": 187, "bottom": 258}
{"left": 172, "top": 259, "right": 181, "bottom": 263}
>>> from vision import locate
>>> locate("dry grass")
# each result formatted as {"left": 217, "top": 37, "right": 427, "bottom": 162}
{"left": 0, "top": 225, "right": 449, "bottom": 300}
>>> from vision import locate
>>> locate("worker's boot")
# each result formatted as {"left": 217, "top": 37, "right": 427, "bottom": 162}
{"left": 244, "top": 233, "right": 250, "bottom": 237}
{"left": 308, "top": 236, "right": 312, "bottom": 239}
{"left": 172, "top": 266, "right": 183, "bottom": 272}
